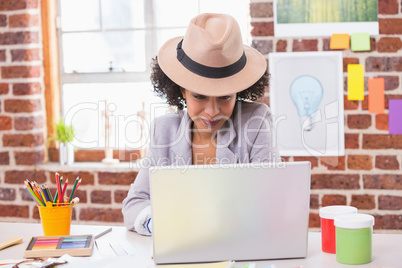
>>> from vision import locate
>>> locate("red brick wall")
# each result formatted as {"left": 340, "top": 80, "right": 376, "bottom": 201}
{"left": 251, "top": 0, "right": 402, "bottom": 231}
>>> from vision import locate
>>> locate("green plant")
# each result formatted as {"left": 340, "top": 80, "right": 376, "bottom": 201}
{"left": 51, "top": 119, "right": 75, "bottom": 143}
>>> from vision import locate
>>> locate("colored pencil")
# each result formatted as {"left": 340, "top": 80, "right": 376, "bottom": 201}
{"left": 26, "top": 187, "right": 44, "bottom": 207}
{"left": 68, "top": 177, "right": 80, "bottom": 203}
{"left": 44, "top": 184, "right": 53, "bottom": 202}
{"left": 24, "top": 188, "right": 40, "bottom": 206}
{"left": 60, "top": 178, "right": 69, "bottom": 203}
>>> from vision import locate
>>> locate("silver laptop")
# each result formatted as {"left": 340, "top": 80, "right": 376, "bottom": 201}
{"left": 150, "top": 161, "right": 311, "bottom": 264}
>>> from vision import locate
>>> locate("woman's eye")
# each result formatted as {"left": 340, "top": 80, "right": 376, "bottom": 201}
{"left": 192, "top": 94, "right": 205, "bottom": 100}
{"left": 219, "top": 95, "right": 232, "bottom": 100}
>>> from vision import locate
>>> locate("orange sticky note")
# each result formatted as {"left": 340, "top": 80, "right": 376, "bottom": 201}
{"left": 330, "top": 34, "right": 350, "bottom": 49}
{"left": 347, "top": 64, "right": 364, "bottom": 100}
{"left": 368, "top": 78, "right": 385, "bottom": 114}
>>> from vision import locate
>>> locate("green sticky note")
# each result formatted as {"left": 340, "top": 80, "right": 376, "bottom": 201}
{"left": 351, "top": 33, "right": 370, "bottom": 51}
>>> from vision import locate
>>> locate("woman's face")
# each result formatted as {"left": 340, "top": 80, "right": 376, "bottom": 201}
{"left": 181, "top": 88, "right": 237, "bottom": 133}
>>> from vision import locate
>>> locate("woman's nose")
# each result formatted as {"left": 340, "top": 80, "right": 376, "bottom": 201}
{"left": 204, "top": 99, "right": 219, "bottom": 117}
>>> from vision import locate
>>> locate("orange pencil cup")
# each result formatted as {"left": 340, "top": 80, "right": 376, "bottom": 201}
{"left": 38, "top": 203, "right": 73, "bottom": 236}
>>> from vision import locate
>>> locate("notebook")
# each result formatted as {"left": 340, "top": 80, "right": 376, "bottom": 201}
{"left": 149, "top": 161, "right": 311, "bottom": 264}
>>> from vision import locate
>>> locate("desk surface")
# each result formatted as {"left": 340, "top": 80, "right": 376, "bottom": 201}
{"left": 0, "top": 222, "right": 401, "bottom": 268}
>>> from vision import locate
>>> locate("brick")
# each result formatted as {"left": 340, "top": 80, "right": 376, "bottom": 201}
{"left": 0, "top": 152, "right": 10, "bottom": 165}
{"left": 3, "top": 133, "right": 44, "bottom": 147}
{"left": 4, "top": 99, "right": 41, "bottom": 113}
{"left": 98, "top": 172, "right": 137, "bottom": 185}
{"left": 66, "top": 189, "right": 87, "bottom": 203}
{"left": 363, "top": 134, "right": 402, "bottom": 149}
{"left": 79, "top": 208, "right": 123, "bottom": 222}
{"left": 276, "top": 40, "right": 287, "bottom": 52}
{"left": 378, "top": 195, "right": 402, "bottom": 210}
{"left": 0, "top": 31, "right": 38, "bottom": 45}
{"left": 347, "top": 114, "right": 371, "bottom": 129}
{"left": 375, "top": 114, "right": 388, "bottom": 131}
{"left": 311, "top": 174, "right": 360, "bottom": 189}
{"left": 322, "top": 38, "right": 330, "bottom": 51}
{"left": 0, "top": 204, "right": 29, "bottom": 217}
{"left": 380, "top": 18, "right": 402, "bottom": 34}
{"left": 374, "top": 215, "right": 402, "bottom": 230}
{"left": 294, "top": 157, "right": 318, "bottom": 168}
{"left": 363, "top": 174, "right": 402, "bottom": 190}
{"left": 114, "top": 190, "right": 128, "bottom": 203}
{"left": 0, "top": 116, "right": 12, "bottom": 130}
{"left": 252, "top": 40, "right": 272, "bottom": 55}
{"left": 0, "top": 49, "right": 5, "bottom": 61}
{"left": 9, "top": 14, "right": 38, "bottom": 27}
{"left": 389, "top": 57, "right": 402, "bottom": 72}
{"left": 1, "top": 65, "right": 40, "bottom": 78}
{"left": 345, "top": 133, "right": 359, "bottom": 149}
{"left": 377, "top": 37, "right": 402, "bottom": 53}
{"left": 351, "top": 195, "right": 375, "bottom": 209}
{"left": 385, "top": 94, "right": 402, "bottom": 109}
{"left": 250, "top": 2, "right": 273, "bottom": 18}
{"left": 320, "top": 156, "right": 345, "bottom": 170}
{"left": 91, "top": 190, "right": 111, "bottom": 204}
{"left": 310, "top": 194, "right": 319, "bottom": 209}
{"left": 322, "top": 194, "right": 347, "bottom": 206}
{"left": 0, "top": 0, "right": 38, "bottom": 11}
{"left": 251, "top": 22, "right": 274, "bottom": 36}
{"left": 375, "top": 155, "right": 400, "bottom": 170}
{"left": 11, "top": 48, "right": 40, "bottom": 62}
{"left": 309, "top": 213, "right": 320, "bottom": 228}
{"left": 0, "top": 14, "right": 6, "bottom": 26}
{"left": 344, "top": 95, "right": 359, "bottom": 110}
{"left": 0, "top": 188, "right": 16, "bottom": 200}
{"left": 5, "top": 170, "right": 46, "bottom": 184}
{"left": 13, "top": 82, "right": 41, "bottom": 95}
{"left": 15, "top": 150, "right": 44, "bottom": 165}
{"left": 343, "top": 58, "right": 359, "bottom": 72}
{"left": 378, "top": 0, "right": 399, "bottom": 14}
{"left": 54, "top": 172, "right": 94, "bottom": 185}
{"left": 292, "top": 39, "right": 318, "bottom": 52}
{"left": 347, "top": 155, "right": 373, "bottom": 170}
{"left": 365, "top": 57, "right": 388, "bottom": 72}
{"left": 377, "top": 75, "right": 399, "bottom": 91}
{"left": 0, "top": 83, "right": 9, "bottom": 95}
{"left": 14, "top": 115, "right": 43, "bottom": 130}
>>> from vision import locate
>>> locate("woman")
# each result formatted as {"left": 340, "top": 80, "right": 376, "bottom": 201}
{"left": 122, "top": 13, "right": 280, "bottom": 235}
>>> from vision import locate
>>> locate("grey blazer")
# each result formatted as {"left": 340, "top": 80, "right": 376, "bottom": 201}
{"left": 122, "top": 101, "right": 280, "bottom": 233}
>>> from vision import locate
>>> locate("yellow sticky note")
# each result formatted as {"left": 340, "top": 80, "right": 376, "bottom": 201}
{"left": 157, "top": 261, "right": 232, "bottom": 268}
{"left": 330, "top": 34, "right": 350, "bottom": 49}
{"left": 347, "top": 64, "right": 364, "bottom": 100}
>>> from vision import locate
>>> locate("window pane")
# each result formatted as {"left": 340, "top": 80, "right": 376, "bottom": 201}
{"left": 153, "top": 0, "right": 198, "bottom": 27}
{"left": 101, "top": 0, "right": 145, "bottom": 29}
{"left": 156, "top": 28, "right": 186, "bottom": 50}
{"left": 60, "top": 0, "right": 100, "bottom": 31}
{"left": 62, "top": 31, "right": 146, "bottom": 73}
{"left": 63, "top": 83, "right": 169, "bottom": 149}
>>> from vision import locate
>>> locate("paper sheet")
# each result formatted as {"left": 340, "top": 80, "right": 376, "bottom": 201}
{"left": 347, "top": 64, "right": 364, "bottom": 100}
{"left": 351, "top": 33, "right": 370, "bottom": 51}
{"left": 330, "top": 34, "right": 350, "bottom": 49}
{"left": 368, "top": 78, "right": 385, "bottom": 113}
{"left": 389, "top": 99, "right": 402, "bottom": 134}
{"left": 156, "top": 260, "right": 233, "bottom": 268}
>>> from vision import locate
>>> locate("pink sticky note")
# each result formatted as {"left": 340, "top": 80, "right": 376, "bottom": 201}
{"left": 389, "top": 99, "right": 402, "bottom": 134}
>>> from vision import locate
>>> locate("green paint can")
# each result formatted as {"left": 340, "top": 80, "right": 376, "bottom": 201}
{"left": 334, "top": 213, "right": 375, "bottom": 265}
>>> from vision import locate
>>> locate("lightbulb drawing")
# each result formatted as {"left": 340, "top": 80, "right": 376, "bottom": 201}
{"left": 290, "top": 75, "right": 323, "bottom": 131}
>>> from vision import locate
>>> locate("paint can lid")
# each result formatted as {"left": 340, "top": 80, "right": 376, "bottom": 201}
{"left": 334, "top": 213, "right": 375, "bottom": 229}
{"left": 319, "top": 206, "right": 358, "bottom": 219}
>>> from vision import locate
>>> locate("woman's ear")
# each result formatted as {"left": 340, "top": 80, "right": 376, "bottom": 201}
{"left": 180, "top": 87, "right": 186, "bottom": 100}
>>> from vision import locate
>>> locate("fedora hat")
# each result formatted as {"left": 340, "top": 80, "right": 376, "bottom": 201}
{"left": 157, "top": 13, "right": 267, "bottom": 96}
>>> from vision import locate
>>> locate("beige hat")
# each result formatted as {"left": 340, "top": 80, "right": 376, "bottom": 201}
{"left": 157, "top": 13, "right": 267, "bottom": 96}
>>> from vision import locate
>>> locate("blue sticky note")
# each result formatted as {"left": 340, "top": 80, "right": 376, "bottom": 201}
{"left": 351, "top": 33, "right": 370, "bottom": 51}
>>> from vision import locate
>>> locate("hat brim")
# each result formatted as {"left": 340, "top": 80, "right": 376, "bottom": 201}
{"left": 158, "top": 36, "right": 267, "bottom": 96}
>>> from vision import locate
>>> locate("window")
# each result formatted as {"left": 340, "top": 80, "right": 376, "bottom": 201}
{"left": 56, "top": 0, "right": 250, "bottom": 154}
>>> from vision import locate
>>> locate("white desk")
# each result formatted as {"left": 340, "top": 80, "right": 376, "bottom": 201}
{"left": 0, "top": 222, "right": 401, "bottom": 268}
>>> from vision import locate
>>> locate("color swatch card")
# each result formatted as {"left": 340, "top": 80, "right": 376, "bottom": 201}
{"left": 389, "top": 99, "right": 402, "bottom": 134}
{"left": 351, "top": 33, "right": 370, "bottom": 51}
{"left": 24, "top": 235, "right": 93, "bottom": 258}
{"left": 330, "top": 34, "right": 350, "bottom": 49}
{"left": 368, "top": 78, "right": 385, "bottom": 113}
{"left": 347, "top": 64, "right": 364, "bottom": 100}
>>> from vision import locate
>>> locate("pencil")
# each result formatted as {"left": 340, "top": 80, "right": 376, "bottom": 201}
{"left": 24, "top": 188, "right": 40, "bottom": 206}
{"left": 60, "top": 178, "right": 69, "bottom": 203}
{"left": 26, "top": 187, "right": 44, "bottom": 207}
{"left": 67, "top": 177, "right": 80, "bottom": 203}
{"left": 44, "top": 184, "right": 53, "bottom": 202}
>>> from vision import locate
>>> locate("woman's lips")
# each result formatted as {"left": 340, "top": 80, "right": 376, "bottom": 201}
{"left": 202, "top": 119, "right": 221, "bottom": 127}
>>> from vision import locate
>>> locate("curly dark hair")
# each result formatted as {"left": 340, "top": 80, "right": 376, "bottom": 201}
{"left": 150, "top": 57, "right": 269, "bottom": 110}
